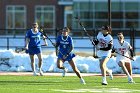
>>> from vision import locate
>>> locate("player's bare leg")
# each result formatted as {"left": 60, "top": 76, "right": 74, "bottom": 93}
{"left": 69, "top": 59, "right": 81, "bottom": 78}
{"left": 57, "top": 59, "right": 65, "bottom": 69}
{"left": 57, "top": 59, "right": 67, "bottom": 77}
{"left": 69, "top": 59, "right": 86, "bottom": 84}
{"left": 30, "top": 55, "right": 37, "bottom": 76}
{"left": 37, "top": 53, "right": 43, "bottom": 76}
{"left": 119, "top": 61, "right": 130, "bottom": 76}
{"left": 119, "top": 61, "right": 134, "bottom": 83}
{"left": 125, "top": 62, "right": 134, "bottom": 83}
{"left": 125, "top": 63, "right": 132, "bottom": 75}
{"left": 100, "top": 57, "right": 110, "bottom": 85}
{"left": 106, "top": 67, "right": 113, "bottom": 80}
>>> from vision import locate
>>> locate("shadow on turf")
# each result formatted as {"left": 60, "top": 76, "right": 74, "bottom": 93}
{"left": 92, "top": 81, "right": 134, "bottom": 84}
{"left": 0, "top": 80, "right": 63, "bottom": 85}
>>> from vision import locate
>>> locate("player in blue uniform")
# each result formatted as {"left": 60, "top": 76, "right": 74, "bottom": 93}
{"left": 54, "top": 27, "right": 86, "bottom": 84}
{"left": 25, "top": 22, "right": 47, "bottom": 76}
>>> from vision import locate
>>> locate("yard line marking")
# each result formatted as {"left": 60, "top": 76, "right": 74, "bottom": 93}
{"left": 0, "top": 87, "right": 140, "bottom": 92}
{"left": 54, "top": 88, "right": 140, "bottom": 93}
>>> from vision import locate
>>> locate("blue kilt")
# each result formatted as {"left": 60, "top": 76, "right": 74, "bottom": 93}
{"left": 28, "top": 47, "right": 41, "bottom": 55}
{"left": 58, "top": 52, "right": 75, "bottom": 61}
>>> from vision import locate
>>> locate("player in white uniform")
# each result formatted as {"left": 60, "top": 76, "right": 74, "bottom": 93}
{"left": 93, "top": 25, "right": 113, "bottom": 85}
{"left": 112, "top": 32, "right": 134, "bottom": 83}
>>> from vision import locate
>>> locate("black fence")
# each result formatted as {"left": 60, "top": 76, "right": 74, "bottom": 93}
{"left": 0, "top": 28, "right": 140, "bottom": 56}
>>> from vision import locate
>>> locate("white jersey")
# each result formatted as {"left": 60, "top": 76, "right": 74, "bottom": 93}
{"left": 114, "top": 40, "right": 132, "bottom": 63}
{"left": 96, "top": 32, "right": 113, "bottom": 57}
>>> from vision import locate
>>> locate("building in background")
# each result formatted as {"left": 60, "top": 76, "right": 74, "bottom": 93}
{"left": 0, "top": 0, "right": 63, "bottom": 34}
{"left": 0, "top": 0, "right": 140, "bottom": 35}
{"left": 72, "top": 0, "right": 140, "bottom": 32}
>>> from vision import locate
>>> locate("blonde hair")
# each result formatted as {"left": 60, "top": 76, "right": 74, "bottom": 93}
{"left": 63, "top": 27, "right": 70, "bottom": 32}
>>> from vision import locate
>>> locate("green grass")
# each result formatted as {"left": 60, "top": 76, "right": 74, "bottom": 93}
{"left": 0, "top": 75, "right": 140, "bottom": 93}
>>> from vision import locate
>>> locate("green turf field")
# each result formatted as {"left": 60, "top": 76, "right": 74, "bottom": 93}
{"left": 0, "top": 75, "right": 140, "bottom": 93}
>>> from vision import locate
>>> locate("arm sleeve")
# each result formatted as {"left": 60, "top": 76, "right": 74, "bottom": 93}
{"left": 130, "top": 48, "right": 134, "bottom": 57}
{"left": 127, "top": 42, "right": 134, "bottom": 57}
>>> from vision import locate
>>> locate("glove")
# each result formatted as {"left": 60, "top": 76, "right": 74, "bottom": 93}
{"left": 93, "top": 39, "right": 99, "bottom": 45}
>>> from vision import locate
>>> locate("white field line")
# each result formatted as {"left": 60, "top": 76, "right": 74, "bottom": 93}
{"left": 0, "top": 72, "right": 140, "bottom": 77}
{"left": 54, "top": 88, "right": 140, "bottom": 93}
{"left": 0, "top": 86, "right": 140, "bottom": 93}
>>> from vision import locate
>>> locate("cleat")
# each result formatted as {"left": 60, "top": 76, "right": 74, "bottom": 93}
{"left": 128, "top": 77, "right": 135, "bottom": 83}
{"left": 102, "top": 82, "right": 108, "bottom": 85}
{"left": 80, "top": 78, "right": 86, "bottom": 85}
{"left": 62, "top": 68, "right": 68, "bottom": 77}
{"left": 39, "top": 70, "right": 44, "bottom": 76}
{"left": 102, "top": 79, "right": 108, "bottom": 85}
{"left": 128, "top": 80, "right": 135, "bottom": 84}
{"left": 33, "top": 72, "right": 38, "bottom": 76}
{"left": 108, "top": 70, "right": 113, "bottom": 80}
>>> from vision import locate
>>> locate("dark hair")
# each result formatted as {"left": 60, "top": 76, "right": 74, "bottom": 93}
{"left": 102, "top": 25, "right": 112, "bottom": 34}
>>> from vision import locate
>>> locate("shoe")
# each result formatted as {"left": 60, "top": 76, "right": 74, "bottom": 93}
{"left": 128, "top": 77, "right": 135, "bottom": 83}
{"left": 102, "top": 80, "right": 108, "bottom": 85}
{"left": 39, "top": 70, "right": 44, "bottom": 76}
{"left": 108, "top": 70, "right": 113, "bottom": 80}
{"left": 102, "top": 78, "right": 108, "bottom": 85}
{"left": 80, "top": 78, "right": 86, "bottom": 84}
{"left": 62, "top": 68, "right": 68, "bottom": 77}
{"left": 33, "top": 72, "right": 38, "bottom": 76}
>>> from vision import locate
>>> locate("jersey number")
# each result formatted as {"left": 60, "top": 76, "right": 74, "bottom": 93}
{"left": 63, "top": 45, "right": 66, "bottom": 48}
{"left": 119, "top": 48, "right": 126, "bottom": 55}
{"left": 100, "top": 42, "right": 106, "bottom": 48}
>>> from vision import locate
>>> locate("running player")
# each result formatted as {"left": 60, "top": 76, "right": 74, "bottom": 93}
{"left": 112, "top": 32, "right": 134, "bottom": 83}
{"left": 25, "top": 22, "right": 47, "bottom": 76}
{"left": 54, "top": 27, "right": 86, "bottom": 84}
{"left": 93, "top": 25, "right": 113, "bottom": 85}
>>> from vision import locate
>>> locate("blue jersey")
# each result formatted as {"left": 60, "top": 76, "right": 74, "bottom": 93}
{"left": 56, "top": 35, "right": 73, "bottom": 55}
{"left": 25, "top": 29, "right": 43, "bottom": 48}
{"left": 56, "top": 35, "right": 75, "bottom": 61}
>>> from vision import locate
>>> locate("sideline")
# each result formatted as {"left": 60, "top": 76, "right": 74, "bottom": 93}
{"left": 0, "top": 72, "right": 140, "bottom": 77}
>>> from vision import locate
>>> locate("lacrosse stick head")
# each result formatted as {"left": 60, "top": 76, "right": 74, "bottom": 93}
{"left": 15, "top": 47, "right": 26, "bottom": 53}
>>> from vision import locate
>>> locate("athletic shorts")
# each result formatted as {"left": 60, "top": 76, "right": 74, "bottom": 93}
{"left": 116, "top": 60, "right": 131, "bottom": 64}
{"left": 28, "top": 47, "right": 41, "bottom": 55}
{"left": 99, "top": 56, "right": 110, "bottom": 61}
{"left": 57, "top": 53, "right": 75, "bottom": 61}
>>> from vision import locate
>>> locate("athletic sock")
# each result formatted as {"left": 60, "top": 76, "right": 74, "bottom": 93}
{"left": 39, "top": 68, "right": 41, "bottom": 72}
{"left": 102, "top": 76, "right": 106, "bottom": 81}
{"left": 127, "top": 75, "right": 131, "bottom": 79}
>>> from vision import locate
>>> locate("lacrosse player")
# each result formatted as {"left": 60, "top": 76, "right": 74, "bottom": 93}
{"left": 93, "top": 25, "right": 113, "bottom": 85}
{"left": 112, "top": 32, "right": 134, "bottom": 83}
{"left": 54, "top": 27, "right": 86, "bottom": 84}
{"left": 25, "top": 22, "right": 47, "bottom": 76}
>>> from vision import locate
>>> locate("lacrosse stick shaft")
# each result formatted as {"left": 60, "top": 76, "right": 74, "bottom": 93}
{"left": 115, "top": 52, "right": 134, "bottom": 61}
{"left": 75, "top": 17, "right": 95, "bottom": 46}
